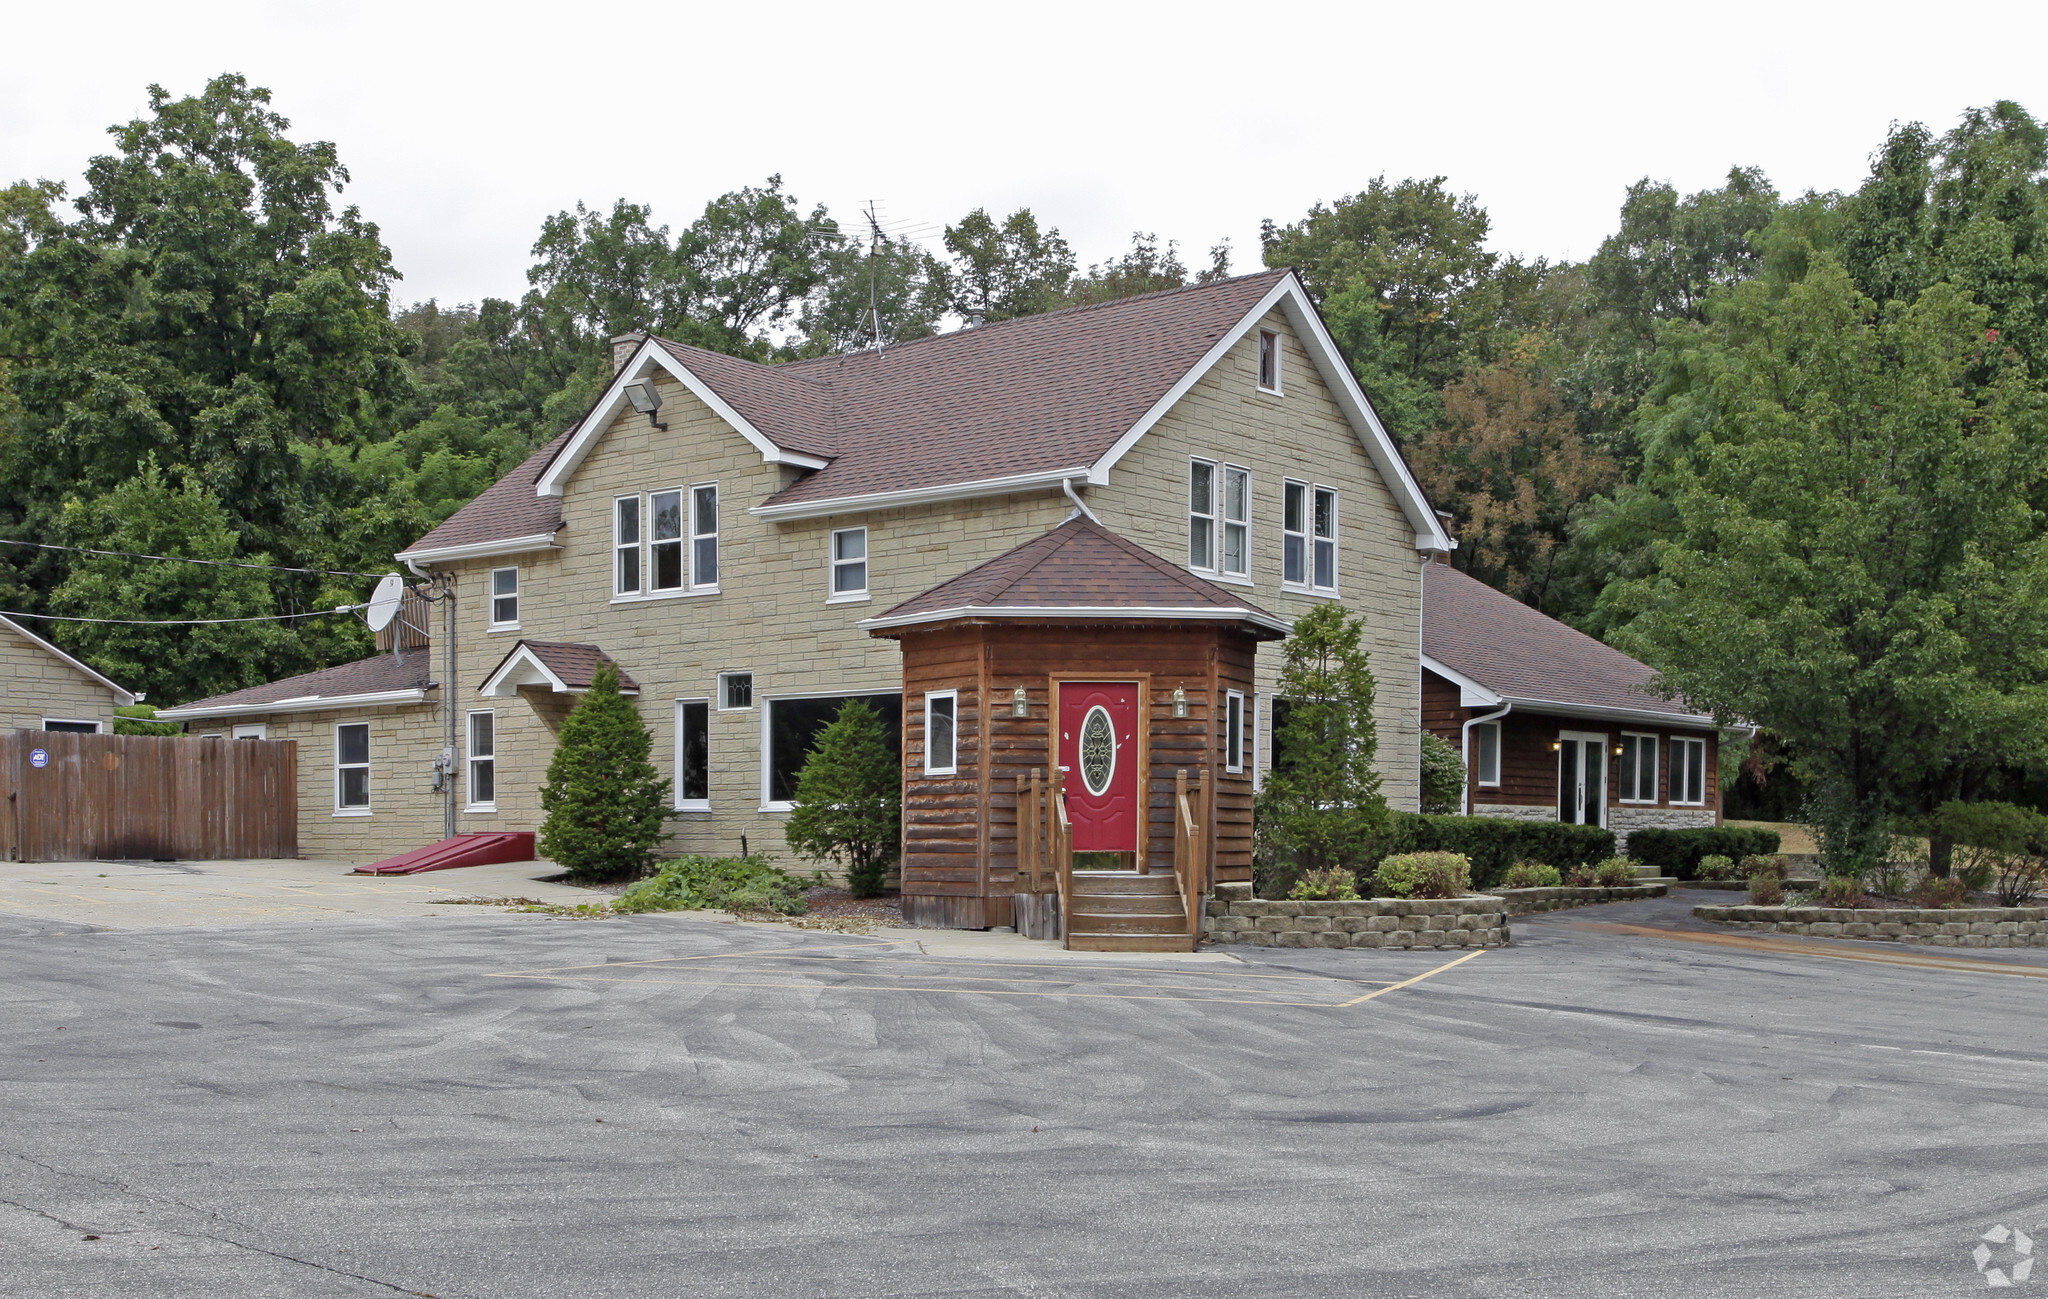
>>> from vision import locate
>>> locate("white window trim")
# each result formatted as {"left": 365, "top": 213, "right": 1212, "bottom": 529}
{"left": 689, "top": 481, "right": 720, "bottom": 594}
{"left": 923, "top": 690, "right": 958, "bottom": 776}
{"left": 1474, "top": 720, "right": 1502, "bottom": 787}
{"left": 1258, "top": 328, "right": 1283, "bottom": 395}
{"left": 1281, "top": 478, "right": 1310, "bottom": 591}
{"left": 488, "top": 566, "right": 520, "bottom": 631}
{"left": 1308, "top": 483, "right": 1340, "bottom": 595}
{"left": 334, "top": 721, "right": 371, "bottom": 817}
{"left": 1618, "top": 731, "right": 1659, "bottom": 804}
{"left": 231, "top": 723, "right": 268, "bottom": 741}
{"left": 1250, "top": 693, "right": 1263, "bottom": 791}
{"left": 613, "top": 493, "right": 642, "bottom": 598}
{"left": 609, "top": 487, "right": 721, "bottom": 604}
{"left": 1671, "top": 735, "right": 1708, "bottom": 806}
{"left": 1188, "top": 456, "right": 1219, "bottom": 574}
{"left": 466, "top": 709, "right": 497, "bottom": 812}
{"left": 40, "top": 718, "right": 103, "bottom": 733}
{"left": 647, "top": 485, "right": 688, "bottom": 595}
{"left": 718, "top": 671, "right": 754, "bottom": 712}
{"left": 1218, "top": 464, "right": 1252, "bottom": 584}
{"left": 827, "top": 526, "right": 870, "bottom": 604}
{"left": 674, "top": 697, "right": 711, "bottom": 812}
{"left": 759, "top": 689, "right": 903, "bottom": 812}
{"left": 1557, "top": 729, "right": 1610, "bottom": 828}
{"left": 1224, "top": 690, "right": 1245, "bottom": 774}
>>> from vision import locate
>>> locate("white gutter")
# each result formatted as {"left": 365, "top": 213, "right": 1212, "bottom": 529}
{"left": 395, "top": 532, "right": 560, "bottom": 570}
{"left": 155, "top": 687, "right": 434, "bottom": 722}
{"left": 1459, "top": 701, "right": 1511, "bottom": 816}
{"left": 1491, "top": 695, "right": 1719, "bottom": 731}
{"left": 860, "top": 603, "right": 1292, "bottom": 637}
{"left": 1061, "top": 477, "right": 1100, "bottom": 524}
{"left": 750, "top": 466, "right": 1093, "bottom": 522}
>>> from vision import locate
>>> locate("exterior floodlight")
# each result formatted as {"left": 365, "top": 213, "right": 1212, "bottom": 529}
{"left": 1011, "top": 686, "right": 1029, "bottom": 718}
{"left": 1550, "top": 740, "right": 1562, "bottom": 752}
{"left": 623, "top": 379, "right": 666, "bottom": 430}
{"left": 1172, "top": 686, "right": 1188, "bottom": 718}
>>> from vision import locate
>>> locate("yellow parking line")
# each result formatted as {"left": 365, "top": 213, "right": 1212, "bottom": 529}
{"left": 1336, "top": 948, "right": 1490, "bottom": 1006}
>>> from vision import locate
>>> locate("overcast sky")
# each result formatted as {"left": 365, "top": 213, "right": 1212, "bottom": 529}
{"left": 5, "top": 1, "right": 2044, "bottom": 311}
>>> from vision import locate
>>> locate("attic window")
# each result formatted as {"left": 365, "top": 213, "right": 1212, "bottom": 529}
{"left": 1258, "top": 330, "right": 1282, "bottom": 393}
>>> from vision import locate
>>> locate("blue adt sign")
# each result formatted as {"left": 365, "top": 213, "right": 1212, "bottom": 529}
{"left": 28, "top": 747, "right": 49, "bottom": 768}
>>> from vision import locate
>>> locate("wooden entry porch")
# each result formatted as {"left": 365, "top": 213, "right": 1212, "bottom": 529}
{"left": 1014, "top": 766, "right": 1206, "bottom": 952}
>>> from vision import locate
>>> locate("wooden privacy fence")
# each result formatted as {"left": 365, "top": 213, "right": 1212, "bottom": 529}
{"left": 0, "top": 731, "right": 298, "bottom": 862}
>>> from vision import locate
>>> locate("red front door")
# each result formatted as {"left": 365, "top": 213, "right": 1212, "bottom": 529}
{"left": 1059, "top": 681, "right": 1140, "bottom": 852}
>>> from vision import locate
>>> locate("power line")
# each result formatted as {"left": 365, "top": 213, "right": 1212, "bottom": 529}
{"left": 1, "top": 607, "right": 353, "bottom": 627}
{"left": 0, "top": 538, "right": 385, "bottom": 579}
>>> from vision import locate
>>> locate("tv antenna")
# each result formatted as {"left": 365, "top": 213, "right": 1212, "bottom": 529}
{"left": 863, "top": 201, "right": 886, "bottom": 353}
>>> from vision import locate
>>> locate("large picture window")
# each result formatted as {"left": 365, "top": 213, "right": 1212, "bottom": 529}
{"left": 1671, "top": 736, "right": 1708, "bottom": 805}
{"left": 764, "top": 693, "right": 902, "bottom": 807}
{"left": 675, "top": 699, "right": 709, "bottom": 810}
{"left": 1188, "top": 459, "right": 1217, "bottom": 571}
{"left": 924, "top": 691, "right": 957, "bottom": 775}
{"left": 1473, "top": 721, "right": 1501, "bottom": 787}
{"left": 467, "top": 710, "right": 496, "bottom": 810}
{"left": 336, "top": 722, "right": 371, "bottom": 812}
{"left": 1618, "top": 733, "right": 1659, "bottom": 803}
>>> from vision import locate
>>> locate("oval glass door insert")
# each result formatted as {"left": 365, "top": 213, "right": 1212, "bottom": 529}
{"left": 1079, "top": 705, "right": 1116, "bottom": 796}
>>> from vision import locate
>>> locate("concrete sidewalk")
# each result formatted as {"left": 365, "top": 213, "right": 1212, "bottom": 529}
{"left": 0, "top": 856, "right": 594, "bottom": 930}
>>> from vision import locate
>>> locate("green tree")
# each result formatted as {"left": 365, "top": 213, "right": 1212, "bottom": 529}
{"left": 1065, "top": 232, "right": 1232, "bottom": 306}
{"left": 1254, "top": 603, "right": 1388, "bottom": 879}
{"left": 783, "top": 699, "right": 902, "bottom": 898}
{"left": 113, "top": 704, "right": 182, "bottom": 737}
{"left": 537, "top": 663, "right": 676, "bottom": 881}
{"left": 1611, "top": 259, "right": 2048, "bottom": 872}
{"left": 930, "top": 207, "right": 1076, "bottom": 322}
{"left": 795, "top": 233, "right": 944, "bottom": 355}
{"left": 1419, "top": 732, "right": 1465, "bottom": 815}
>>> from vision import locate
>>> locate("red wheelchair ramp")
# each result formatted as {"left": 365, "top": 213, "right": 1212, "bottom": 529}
{"left": 354, "top": 831, "right": 538, "bottom": 875}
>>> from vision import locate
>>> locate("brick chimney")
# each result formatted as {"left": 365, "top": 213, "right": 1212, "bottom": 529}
{"left": 611, "top": 332, "right": 647, "bottom": 375}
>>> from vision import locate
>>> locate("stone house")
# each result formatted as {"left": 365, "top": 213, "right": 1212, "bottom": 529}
{"left": 1419, "top": 560, "right": 1732, "bottom": 849}
{"left": 0, "top": 613, "right": 137, "bottom": 733}
{"left": 159, "top": 269, "right": 1454, "bottom": 889}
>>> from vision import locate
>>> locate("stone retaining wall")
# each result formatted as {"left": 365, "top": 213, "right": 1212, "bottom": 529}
{"left": 1497, "top": 883, "right": 1665, "bottom": 914}
{"left": 1693, "top": 903, "right": 2048, "bottom": 948}
{"left": 1203, "top": 893, "right": 1509, "bottom": 949}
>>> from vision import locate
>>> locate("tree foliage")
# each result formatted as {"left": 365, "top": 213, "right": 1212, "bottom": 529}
{"left": 783, "top": 699, "right": 902, "bottom": 898}
{"left": 537, "top": 664, "right": 676, "bottom": 881}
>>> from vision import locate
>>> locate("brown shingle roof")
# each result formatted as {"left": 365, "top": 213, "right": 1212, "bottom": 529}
{"left": 156, "top": 652, "right": 434, "bottom": 717}
{"left": 398, "top": 427, "right": 574, "bottom": 559}
{"left": 1422, "top": 563, "right": 1707, "bottom": 721}
{"left": 865, "top": 515, "right": 1288, "bottom": 637}
{"left": 481, "top": 641, "right": 639, "bottom": 694}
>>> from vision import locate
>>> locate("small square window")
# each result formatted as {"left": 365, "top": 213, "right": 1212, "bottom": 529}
{"left": 830, "top": 527, "right": 868, "bottom": 598}
{"left": 1258, "top": 330, "right": 1282, "bottom": 393}
{"left": 489, "top": 567, "right": 519, "bottom": 628}
{"left": 720, "top": 672, "right": 754, "bottom": 711}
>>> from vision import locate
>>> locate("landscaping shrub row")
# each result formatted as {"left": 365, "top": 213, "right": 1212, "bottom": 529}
{"left": 1626, "top": 827, "right": 1782, "bottom": 879}
{"left": 1372, "top": 814, "right": 1616, "bottom": 892}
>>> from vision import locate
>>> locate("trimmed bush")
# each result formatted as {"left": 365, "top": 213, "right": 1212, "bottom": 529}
{"left": 1627, "top": 827, "right": 1782, "bottom": 879}
{"left": 1740, "top": 854, "right": 1784, "bottom": 880}
{"left": 1564, "top": 862, "right": 1598, "bottom": 887}
{"left": 1365, "top": 813, "right": 1612, "bottom": 892}
{"left": 1501, "top": 861, "right": 1562, "bottom": 890}
{"left": 1747, "top": 873, "right": 1785, "bottom": 905}
{"left": 1592, "top": 857, "right": 1637, "bottom": 887}
{"left": 1373, "top": 851, "right": 1472, "bottom": 899}
{"left": 613, "top": 855, "right": 808, "bottom": 915}
{"left": 1696, "top": 854, "right": 1737, "bottom": 881}
{"left": 1288, "top": 867, "right": 1360, "bottom": 902}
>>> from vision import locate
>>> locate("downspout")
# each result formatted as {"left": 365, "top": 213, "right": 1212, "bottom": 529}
{"left": 1460, "top": 702, "right": 1511, "bottom": 817}
{"left": 1062, "top": 477, "right": 1100, "bottom": 524}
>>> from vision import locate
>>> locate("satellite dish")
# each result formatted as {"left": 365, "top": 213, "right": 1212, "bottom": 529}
{"left": 364, "top": 573, "right": 406, "bottom": 632}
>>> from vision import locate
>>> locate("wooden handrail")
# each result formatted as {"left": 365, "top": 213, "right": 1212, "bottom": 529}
{"left": 1173, "top": 769, "right": 1204, "bottom": 940}
{"left": 1051, "top": 766, "right": 1073, "bottom": 948}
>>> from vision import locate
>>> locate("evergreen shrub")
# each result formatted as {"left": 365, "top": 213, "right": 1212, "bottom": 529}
{"left": 1366, "top": 814, "right": 1614, "bottom": 892}
{"left": 537, "top": 664, "right": 675, "bottom": 881}
{"left": 1501, "top": 861, "right": 1562, "bottom": 890}
{"left": 1592, "top": 857, "right": 1637, "bottom": 887}
{"left": 784, "top": 699, "right": 902, "bottom": 898}
{"left": 1627, "top": 827, "right": 1781, "bottom": 879}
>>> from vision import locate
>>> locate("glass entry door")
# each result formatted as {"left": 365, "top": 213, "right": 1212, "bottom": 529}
{"left": 1557, "top": 733, "right": 1607, "bottom": 827}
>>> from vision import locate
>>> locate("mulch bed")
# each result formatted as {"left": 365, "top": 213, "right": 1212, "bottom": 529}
{"left": 803, "top": 887, "right": 904, "bottom": 926}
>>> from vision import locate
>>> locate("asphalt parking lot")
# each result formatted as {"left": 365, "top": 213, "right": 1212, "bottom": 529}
{"left": 4, "top": 883, "right": 2045, "bottom": 1298}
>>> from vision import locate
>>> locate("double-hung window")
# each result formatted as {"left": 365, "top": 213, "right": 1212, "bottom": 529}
{"left": 1670, "top": 736, "right": 1708, "bottom": 805}
{"left": 489, "top": 567, "right": 519, "bottom": 629}
{"left": 1258, "top": 329, "right": 1282, "bottom": 393}
{"left": 1224, "top": 690, "right": 1246, "bottom": 773}
{"left": 1311, "top": 485, "right": 1338, "bottom": 590}
{"left": 1618, "top": 733, "right": 1659, "bottom": 803}
{"left": 336, "top": 722, "right": 371, "bottom": 813}
{"left": 1473, "top": 721, "right": 1502, "bottom": 787}
{"left": 1220, "top": 466, "right": 1250, "bottom": 579}
{"left": 675, "top": 699, "right": 709, "bottom": 811}
{"left": 1283, "top": 480, "right": 1309, "bottom": 586}
{"left": 467, "top": 711, "right": 496, "bottom": 810}
{"left": 650, "top": 489, "right": 685, "bottom": 592}
{"left": 830, "top": 527, "right": 868, "bottom": 599}
{"left": 614, "top": 495, "right": 641, "bottom": 596}
{"left": 691, "top": 485, "right": 719, "bottom": 589}
{"left": 924, "top": 691, "right": 957, "bottom": 775}
{"left": 1189, "top": 459, "right": 1217, "bottom": 571}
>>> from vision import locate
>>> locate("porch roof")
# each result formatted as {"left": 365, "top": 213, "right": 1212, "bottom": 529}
{"left": 861, "top": 515, "right": 1290, "bottom": 638}
{"left": 155, "top": 652, "right": 434, "bottom": 721}
{"left": 479, "top": 640, "right": 640, "bottom": 697}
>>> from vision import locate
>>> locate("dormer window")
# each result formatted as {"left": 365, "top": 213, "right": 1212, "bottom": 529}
{"left": 1258, "top": 330, "right": 1282, "bottom": 394}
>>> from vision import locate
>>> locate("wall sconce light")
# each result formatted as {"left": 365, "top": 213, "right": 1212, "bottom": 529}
{"left": 1612, "top": 744, "right": 1625, "bottom": 757}
{"left": 1011, "top": 686, "right": 1029, "bottom": 718}
{"left": 623, "top": 379, "right": 666, "bottom": 431}
{"left": 1550, "top": 740, "right": 1562, "bottom": 752}
{"left": 1172, "top": 687, "right": 1188, "bottom": 718}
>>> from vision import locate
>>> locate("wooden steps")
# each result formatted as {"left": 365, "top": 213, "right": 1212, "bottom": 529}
{"left": 1065, "top": 871, "right": 1196, "bottom": 952}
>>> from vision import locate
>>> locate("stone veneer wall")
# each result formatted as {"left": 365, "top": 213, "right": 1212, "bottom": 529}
{"left": 1694, "top": 903, "right": 2048, "bottom": 948}
{"left": 1469, "top": 803, "right": 1555, "bottom": 823}
{"left": 1203, "top": 884, "right": 1508, "bottom": 949}
{"left": 1497, "top": 884, "right": 1665, "bottom": 914}
{"left": 1607, "top": 805, "right": 1715, "bottom": 854}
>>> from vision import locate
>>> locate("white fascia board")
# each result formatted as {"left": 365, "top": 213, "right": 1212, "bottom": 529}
{"left": 749, "top": 466, "right": 1093, "bottom": 522}
{"left": 395, "top": 532, "right": 561, "bottom": 566}
{"left": 859, "top": 604, "right": 1292, "bottom": 637}
{"left": 156, "top": 687, "right": 431, "bottom": 721}
{"left": 1089, "top": 274, "right": 1454, "bottom": 553}
{"left": 478, "top": 646, "right": 570, "bottom": 698}
{"left": 533, "top": 339, "right": 826, "bottom": 498}
{"left": 0, "top": 614, "right": 137, "bottom": 705}
{"left": 1420, "top": 654, "right": 1503, "bottom": 709}
{"left": 1495, "top": 695, "right": 1718, "bottom": 731}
